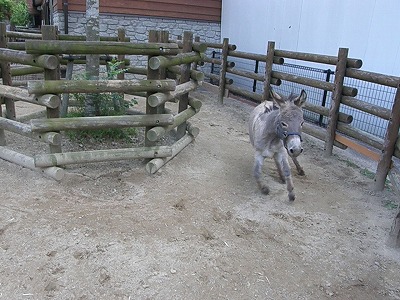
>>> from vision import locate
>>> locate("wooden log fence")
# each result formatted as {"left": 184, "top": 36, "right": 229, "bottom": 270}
{"left": 200, "top": 38, "right": 400, "bottom": 195}
{"left": 25, "top": 40, "right": 181, "bottom": 55}
{"left": 27, "top": 79, "right": 177, "bottom": 95}
{"left": 0, "top": 25, "right": 204, "bottom": 179}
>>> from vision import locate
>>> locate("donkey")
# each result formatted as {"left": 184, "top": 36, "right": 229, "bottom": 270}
{"left": 249, "top": 89, "right": 307, "bottom": 201}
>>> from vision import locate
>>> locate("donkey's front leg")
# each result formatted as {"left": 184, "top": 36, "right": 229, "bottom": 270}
{"left": 281, "top": 154, "right": 295, "bottom": 201}
{"left": 291, "top": 156, "right": 305, "bottom": 176}
{"left": 273, "top": 152, "right": 286, "bottom": 183}
{"left": 254, "top": 152, "right": 269, "bottom": 195}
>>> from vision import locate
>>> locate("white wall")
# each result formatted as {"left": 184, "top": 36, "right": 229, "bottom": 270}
{"left": 221, "top": 0, "right": 400, "bottom": 75}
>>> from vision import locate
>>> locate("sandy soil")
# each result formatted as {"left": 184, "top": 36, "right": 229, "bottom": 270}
{"left": 0, "top": 86, "right": 399, "bottom": 300}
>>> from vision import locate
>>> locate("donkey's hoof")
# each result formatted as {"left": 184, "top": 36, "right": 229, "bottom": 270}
{"left": 298, "top": 170, "right": 305, "bottom": 176}
{"left": 260, "top": 186, "right": 270, "bottom": 195}
{"left": 288, "top": 192, "right": 295, "bottom": 201}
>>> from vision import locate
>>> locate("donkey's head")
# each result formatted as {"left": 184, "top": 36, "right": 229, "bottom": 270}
{"left": 271, "top": 89, "right": 307, "bottom": 157}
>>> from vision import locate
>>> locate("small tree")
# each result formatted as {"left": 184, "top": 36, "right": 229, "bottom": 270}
{"left": 10, "top": 0, "right": 31, "bottom": 26}
{"left": 0, "top": 0, "right": 13, "bottom": 22}
{"left": 0, "top": 0, "right": 31, "bottom": 26}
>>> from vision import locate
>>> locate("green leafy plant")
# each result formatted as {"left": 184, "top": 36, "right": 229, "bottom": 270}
{"left": 10, "top": 0, "right": 30, "bottom": 26}
{"left": 0, "top": 0, "right": 13, "bottom": 22}
{"left": 66, "top": 59, "right": 138, "bottom": 142}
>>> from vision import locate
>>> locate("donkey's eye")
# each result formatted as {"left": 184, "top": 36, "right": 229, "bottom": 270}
{"left": 301, "top": 121, "right": 304, "bottom": 127}
{"left": 282, "top": 131, "right": 288, "bottom": 137}
{"left": 281, "top": 122, "right": 288, "bottom": 128}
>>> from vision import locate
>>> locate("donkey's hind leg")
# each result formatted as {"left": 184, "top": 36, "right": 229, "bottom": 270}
{"left": 254, "top": 152, "right": 270, "bottom": 195}
{"left": 291, "top": 156, "right": 305, "bottom": 176}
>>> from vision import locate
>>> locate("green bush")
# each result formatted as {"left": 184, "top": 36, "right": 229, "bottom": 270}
{"left": 0, "top": 0, "right": 31, "bottom": 26}
{"left": 10, "top": 0, "right": 31, "bottom": 26}
{"left": 0, "top": 0, "right": 13, "bottom": 21}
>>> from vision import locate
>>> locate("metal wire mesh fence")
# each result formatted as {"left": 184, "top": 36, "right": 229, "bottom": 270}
{"left": 212, "top": 54, "right": 396, "bottom": 139}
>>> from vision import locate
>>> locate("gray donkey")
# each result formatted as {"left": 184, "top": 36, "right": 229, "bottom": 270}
{"left": 249, "top": 89, "right": 307, "bottom": 201}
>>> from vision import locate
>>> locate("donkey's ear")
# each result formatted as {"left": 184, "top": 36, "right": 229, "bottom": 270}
{"left": 269, "top": 89, "right": 285, "bottom": 107}
{"left": 294, "top": 89, "right": 307, "bottom": 107}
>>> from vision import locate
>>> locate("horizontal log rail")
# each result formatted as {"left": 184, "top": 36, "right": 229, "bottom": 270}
{"left": 0, "top": 146, "right": 64, "bottom": 181}
{"left": 30, "top": 114, "right": 174, "bottom": 132}
{"left": 227, "top": 85, "right": 263, "bottom": 102}
{"left": 341, "top": 96, "right": 392, "bottom": 120}
{"left": 346, "top": 68, "right": 399, "bottom": 88}
{"left": 204, "top": 73, "right": 233, "bottom": 85}
{"left": 0, "top": 48, "right": 58, "bottom": 69}
{"left": 303, "top": 122, "right": 347, "bottom": 149}
{"left": 125, "top": 66, "right": 147, "bottom": 75}
{"left": 227, "top": 67, "right": 281, "bottom": 86}
{"left": 0, "top": 85, "right": 60, "bottom": 108}
{"left": 0, "top": 117, "right": 60, "bottom": 144}
{"left": 167, "top": 65, "right": 205, "bottom": 82}
{"left": 5, "top": 42, "right": 25, "bottom": 50}
{"left": 58, "top": 34, "right": 130, "bottom": 42}
{"left": 272, "top": 70, "right": 358, "bottom": 97}
{"left": 27, "top": 79, "right": 177, "bottom": 95}
{"left": 147, "top": 80, "right": 200, "bottom": 107}
{"left": 229, "top": 50, "right": 284, "bottom": 65}
{"left": 167, "top": 40, "right": 207, "bottom": 53}
{"left": 34, "top": 146, "right": 172, "bottom": 167}
{"left": 304, "top": 102, "right": 353, "bottom": 124}
{"left": 146, "top": 132, "right": 196, "bottom": 174}
{"left": 6, "top": 30, "right": 42, "bottom": 39}
{"left": 25, "top": 41, "right": 180, "bottom": 55}
{"left": 59, "top": 55, "right": 130, "bottom": 66}
{"left": 146, "top": 107, "right": 198, "bottom": 142}
{"left": 202, "top": 42, "right": 237, "bottom": 51}
{"left": 202, "top": 56, "right": 235, "bottom": 67}
{"left": 274, "top": 49, "right": 362, "bottom": 69}
{"left": 337, "top": 122, "right": 384, "bottom": 150}
{"left": 10, "top": 66, "right": 44, "bottom": 76}
{"left": 149, "top": 52, "right": 204, "bottom": 70}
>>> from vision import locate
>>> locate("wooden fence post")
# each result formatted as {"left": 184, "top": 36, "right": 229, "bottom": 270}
{"left": 325, "top": 48, "right": 349, "bottom": 156}
{"left": 115, "top": 28, "right": 126, "bottom": 111}
{"left": 218, "top": 37, "right": 229, "bottom": 104}
{"left": 263, "top": 41, "right": 275, "bottom": 101}
{"left": 374, "top": 83, "right": 400, "bottom": 191}
{"left": 145, "top": 30, "right": 160, "bottom": 147}
{"left": 177, "top": 31, "right": 193, "bottom": 139}
{"left": 0, "top": 22, "right": 16, "bottom": 122}
{"left": 41, "top": 25, "right": 62, "bottom": 154}
{"left": 0, "top": 23, "right": 7, "bottom": 145}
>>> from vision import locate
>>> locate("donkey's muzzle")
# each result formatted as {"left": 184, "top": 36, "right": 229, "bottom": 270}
{"left": 288, "top": 146, "right": 303, "bottom": 157}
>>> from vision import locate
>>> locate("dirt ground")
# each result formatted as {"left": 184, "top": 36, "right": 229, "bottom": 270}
{"left": 0, "top": 86, "right": 399, "bottom": 300}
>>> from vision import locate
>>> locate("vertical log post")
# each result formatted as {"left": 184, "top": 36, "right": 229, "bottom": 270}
{"left": 263, "top": 41, "right": 276, "bottom": 101}
{"left": 0, "top": 23, "right": 7, "bottom": 145}
{"left": 176, "top": 31, "right": 193, "bottom": 139}
{"left": 193, "top": 36, "right": 200, "bottom": 70}
{"left": 41, "top": 25, "right": 62, "bottom": 153}
{"left": 85, "top": 0, "right": 100, "bottom": 117}
{"left": 159, "top": 30, "right": 169, "bottom": 114}
{"left": 325, "top": 48, "right": 349, "bottom": 156}
{"left": 115, "top": 27, "right": 126, "bottom": 112}
{"left": 145, "top": 30, "right": 160, "bottom": 147}
{"left": 218, "top": 37, "right": 229, "bottom": 104}
{"left": 374, "top": 83, "right": 400, "bottom": 191}
{"left": 0, "top": 22, "right": 16, "bottom": 121}
{"left": 60, "top": 58, "right": 74, "bottom": 117}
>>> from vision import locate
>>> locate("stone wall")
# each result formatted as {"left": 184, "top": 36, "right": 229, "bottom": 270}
{"left": 53, "top": 11, "right": 220, "bottom": 74}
